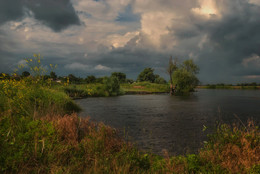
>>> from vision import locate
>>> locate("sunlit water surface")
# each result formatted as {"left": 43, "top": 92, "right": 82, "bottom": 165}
{"left": 76, "top": 89, "right": 260, "bottom": 155}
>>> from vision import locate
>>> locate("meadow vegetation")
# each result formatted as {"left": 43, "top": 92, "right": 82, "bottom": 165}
{"left": 61, "top": 77, "right": 124, "bottom": 99}
{"left": 121, "top": 81, "right": 170, "bottom": 94}
{"left": 199, "top": 83, "right": 260, "bottom": 90}
{"left": 0, "top": 54, "right": 259, "bottom": 173}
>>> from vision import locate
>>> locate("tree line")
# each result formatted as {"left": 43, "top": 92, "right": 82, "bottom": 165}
{"left": 0, "top": 54, "right": 202, "bottom": 95}
{"left": 0, "top": 68, "right": 167, "bottom": 85}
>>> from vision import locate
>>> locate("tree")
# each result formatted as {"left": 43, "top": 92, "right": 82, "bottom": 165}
{"left": 154, "top": 76, "right": 167, "bottom": 84}
{"left": 43, "top": 75, "right": 50, "bottom": 81}
{"left": 137, "top": 68, "right": 156, "bottom": 82}
{"left": 68, "top": 74, "right": 80, "bottom": 84}
{"left": 22, "top": 71, "right": 30, "bottom": 77}
{"left": 126, "top": 79, "right": 134, "bottom": 84}
{"left": 103, "top": 76, "right": 120, "bottom": 96}
{"left": 111, "top": 72, "right": 126, "bottom": 83}
{"left": 172, "top": 59, "right": 199, "bottom": 94}
{"left": 182, "top": 59, "right": 199, "bottom": 74}
{"left": 85, "top": 75, "right": 96, "bottom": 83}
{"left": 167, "top": 56, "right": 178, "bottom": 95}
{"left": 96, "top": 77, "right": 104, "bottom": 83}
{"left": 50, "top": 71, "right": 57, "bottom": 80}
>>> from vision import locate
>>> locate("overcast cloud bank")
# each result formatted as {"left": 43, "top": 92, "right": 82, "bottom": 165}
{"left": 0, "top": 0, "right": 260, "bottom": 83}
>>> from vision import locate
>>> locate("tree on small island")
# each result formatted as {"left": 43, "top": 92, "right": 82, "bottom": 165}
{"left": 168, "top": 58, "right": 199, "bottom": 95}
{"left": 167, "top": 56, "right": 178, "bottom": 95}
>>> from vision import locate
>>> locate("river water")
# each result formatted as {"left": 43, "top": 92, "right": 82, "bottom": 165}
{"left": 76, "top": 89, "right": 260, "bottom": 155}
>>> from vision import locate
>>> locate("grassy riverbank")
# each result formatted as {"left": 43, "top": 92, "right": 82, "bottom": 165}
{"left": 56, "top": 83, "right": 124, "bottom": 98}
{"left": 53, "top": 82, "right": 170, "bottom": 99}
{"left": 198, "top": 85, "right": 260, "bottom": 90}
{"left": 0, "top": 78, "right": 259, "bottom": 173}
{"left": 121, "top": 82, "right": 170, "bottom": 94}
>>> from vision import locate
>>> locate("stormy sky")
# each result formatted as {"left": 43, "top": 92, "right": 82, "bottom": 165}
{"left": 0, "top": 0, "right": 260, "bottom": 84}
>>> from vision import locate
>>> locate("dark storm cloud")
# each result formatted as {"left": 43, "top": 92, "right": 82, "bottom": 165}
{"left": 0, "top": 0, "right": 80, "bottom": 32}
{"left": 1, "top": 0, "right": 260, "bottom": 83}
{"left": 200, "top": 3, "right": 260, "bottom": 59}
{"left": 83, "top": 45, "right": 171, "bottom": 79}
{"left": 163, "top": 0, "right": 260, "bottom": 83}
{"left": 0, "top": 0, "right": 24, "bottom": 24}
{"left": 203, "top": 2, "right": 259, "bottom": 81}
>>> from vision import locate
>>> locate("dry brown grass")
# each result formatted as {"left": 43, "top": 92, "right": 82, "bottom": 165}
{"left": 199, "top": 121, "right": 260, "bottom": 173}
{"left": 162, "top": 150, "right": 188, "bottom": 174}
{"left": 43, "top": 113, "right": 124, "bottom": 150}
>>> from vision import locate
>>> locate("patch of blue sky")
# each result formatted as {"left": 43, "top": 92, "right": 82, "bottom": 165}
{"left": 116, "top": 4, "right": 140, "bottom": 23}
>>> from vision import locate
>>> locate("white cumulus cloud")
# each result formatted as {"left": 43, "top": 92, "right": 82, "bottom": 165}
{"left": 65, "top": 62, "right": 89, "bottom": 70}
{"left": 94, "top": 64, "right": 111, "bottom": 71}
{"left": 242, "top": 54, "right": 260, "bottom": 67}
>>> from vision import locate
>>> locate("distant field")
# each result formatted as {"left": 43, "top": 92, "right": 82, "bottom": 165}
{"left": 197, "top": 85, "right": 260, "bottom": 89}
{"left": 121, "top": 82, "right": 170, "bottom": 94}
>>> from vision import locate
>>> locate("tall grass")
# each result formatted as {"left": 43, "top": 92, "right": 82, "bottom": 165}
{"left": 199, "top": 121, "right": 260, "bottom": 173}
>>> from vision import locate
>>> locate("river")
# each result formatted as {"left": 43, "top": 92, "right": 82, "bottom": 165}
{"left": 76, "top": 89, "right": 260, "bottom": 155}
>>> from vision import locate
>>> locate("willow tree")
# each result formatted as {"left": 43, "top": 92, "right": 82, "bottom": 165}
{"left": 167, "top": 56, "right": 178, "bottom": 95}
{"left": 172, "top": 59, "right": 199, "bottom": 94}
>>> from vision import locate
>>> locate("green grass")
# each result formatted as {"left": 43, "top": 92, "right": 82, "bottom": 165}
{"left": 121, "top": 82, "right": 170, "bottom": 94}
{"left": 198, "top": 85, "right": 260, "bottom": 90}
{"left": 55, "top": 83, "right": 124, "bottom": 99}
{"left": 53, "top": 82, "right": 169, "bottom": 98}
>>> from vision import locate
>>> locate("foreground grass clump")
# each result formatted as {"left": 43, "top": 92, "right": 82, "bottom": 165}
{"left": 0, "top": 78, "right": 81, "bottom": 117}
{"left": 0, "top": 113, "right": 150, "bottom": 173}
{"left": 199, "top": 121, "right": 260, "bottom": 173}
{"left": 121, "top": 81, "right": 170, "bottom": 94}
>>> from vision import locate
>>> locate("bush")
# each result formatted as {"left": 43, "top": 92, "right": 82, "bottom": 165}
{"left": 154, "top": 77, "right": 167, "bottom": 84}
{"left": 64, "top": 86, "right": 88, "bottom": 98}
{"left": 103, "top": 76, "right": 121, "bottom": 96}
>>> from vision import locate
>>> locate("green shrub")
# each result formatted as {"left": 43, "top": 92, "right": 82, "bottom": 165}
{"left": 103, "top": 76, "right": 121, "bottom": 96}
{"left": 64, "top": 86, "right": 88, "bottom": 98}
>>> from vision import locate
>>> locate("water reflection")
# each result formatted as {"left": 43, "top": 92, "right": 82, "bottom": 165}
{"left": 76, "top": 89, "right": 260, "bottom": 155}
